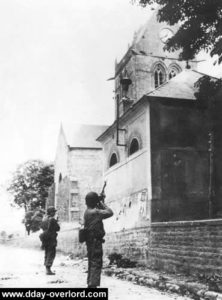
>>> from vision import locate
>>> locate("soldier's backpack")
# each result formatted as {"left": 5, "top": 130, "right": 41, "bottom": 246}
{"left": 31, "top": 211, "right": 45, "bottom": 232}
{"left": 79, "top": 227, "right": 87, "bottom": 243}
{"left": 39, "top": 216, "right": 50, "bottom": 248}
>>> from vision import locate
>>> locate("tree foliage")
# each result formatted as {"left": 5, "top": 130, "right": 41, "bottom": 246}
{"left": 135, "top": 0, "right": 222, "bottom": 63}
{"left": 195, "top": 76, "right": 222, "bottom": 108}
{"left": 7, "top": 160, "right": 54, "bottom": 211}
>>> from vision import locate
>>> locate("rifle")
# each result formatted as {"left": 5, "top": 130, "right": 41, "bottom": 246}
{"left": 97, "top": 181, "right": 107, "bottom": 206}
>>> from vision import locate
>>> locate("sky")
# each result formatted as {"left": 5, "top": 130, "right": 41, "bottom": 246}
{"left": 0, "top": 0, "right": 153, "bottom": 186}
{"left": 0, "top": 0, "right": 221, "bottom": 188}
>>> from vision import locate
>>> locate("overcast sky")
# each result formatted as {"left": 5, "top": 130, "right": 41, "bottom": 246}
{"left": 0, "top": 0, "right": 153, "bottom": 184}
{"left": 0, "top": 0, "right": 221, "bottom": 186}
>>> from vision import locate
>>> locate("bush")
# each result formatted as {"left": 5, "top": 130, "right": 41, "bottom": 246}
{"left": 108, "top": 252, "right": 137, "bottom": 268}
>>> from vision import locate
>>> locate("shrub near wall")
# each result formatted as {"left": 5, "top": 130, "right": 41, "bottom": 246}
{"left": 104, "top": 227, "right": 150, "bottom": 265}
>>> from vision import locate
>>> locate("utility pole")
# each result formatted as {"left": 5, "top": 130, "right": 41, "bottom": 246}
{"left": 208, "top": 96, "right": 215, "bottom": 219}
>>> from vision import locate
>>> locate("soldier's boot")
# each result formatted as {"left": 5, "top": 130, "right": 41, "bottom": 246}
{"left": 46, "top": 266, "right": 55, "bottom": 275}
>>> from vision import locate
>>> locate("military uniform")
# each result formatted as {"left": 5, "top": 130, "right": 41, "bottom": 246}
{"left": 84, "top": 200, "right": 113, "bottom": 287}
{"left": 40, "top": 207, "right": 60, "bottom": 275}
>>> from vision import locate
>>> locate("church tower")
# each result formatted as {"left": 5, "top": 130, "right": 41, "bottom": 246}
{"left": 114, "top": 12, "right": 197, "bottom": 117}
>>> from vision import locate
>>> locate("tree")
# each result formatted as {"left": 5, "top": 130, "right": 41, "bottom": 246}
{"left": 135, "top": 0, "right": 222, "bottom": 63}
{"left": 7, "top": 160, "right": 54, "bottom": 211}
{"left": 194, "top": 76, "right": 222, "bottom": 217}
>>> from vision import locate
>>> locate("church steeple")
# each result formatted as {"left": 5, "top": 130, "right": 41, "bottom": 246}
{"left": 114, "top": 12, "right": 197, "bottom": 117}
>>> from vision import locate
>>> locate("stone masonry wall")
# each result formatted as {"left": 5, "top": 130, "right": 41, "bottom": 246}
{"left": 56, "top": 177, "right": 70, "bottom": 222}
{"left": 57, "top": 224, "right": 87, "bottom": 257}
{"left": 56, "top": 219, "right": 222, "bottom": 276}
{"left": 46, "top": 184, "right": 55, "bottom": 209}
{"left": 104, "top": 227, "right": 150, "bottom": 265}
{"left": 150, "top": 220, "right": 222, "bottom": 275}
{"left": 104, "top": 219, "right": 222, "bottom": 276}
{"left": 68, "top": 149, "right": 103, "bottom": 222}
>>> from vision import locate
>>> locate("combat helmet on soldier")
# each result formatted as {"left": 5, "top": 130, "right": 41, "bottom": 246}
{"left": 85, "top": 192, "right": 99, "bottom": 208}
{"left": 47, "top": 206, "right": 57, "bottom": 216}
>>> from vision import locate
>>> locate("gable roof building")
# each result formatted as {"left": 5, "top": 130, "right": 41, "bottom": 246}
{"left": 54, "top": 123, "right": 108, "bottom": 223}
{"left": 61, "top": 123, "right": 108, "bottom": 149}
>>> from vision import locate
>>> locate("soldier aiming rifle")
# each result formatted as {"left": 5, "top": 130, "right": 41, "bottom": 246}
{"left": 83, "top": 181, "right": 113, "bottom": 288}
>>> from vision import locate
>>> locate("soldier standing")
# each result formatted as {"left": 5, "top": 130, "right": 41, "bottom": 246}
{"left": 40, "top": 206, "right": 60, "bottom": 275}
{"left": 84, "top": 191, "right": 113, "bottom": 288}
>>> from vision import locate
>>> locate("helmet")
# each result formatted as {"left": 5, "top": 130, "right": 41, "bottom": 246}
{"left": 85, "top": 192, "right": 99, "bottom": 208}
{"left": 47, "top": 206, "right": 57, "bottom": 215}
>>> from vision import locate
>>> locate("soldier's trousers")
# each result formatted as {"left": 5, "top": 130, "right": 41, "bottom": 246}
{"left": 44, "top": 246, "right": 56, "bottom": 267}
{"left": 86, "top": 239, "right": 103, "bottom": 287}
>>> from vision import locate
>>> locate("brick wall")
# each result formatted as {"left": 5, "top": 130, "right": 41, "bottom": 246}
{"left": 150, "top": 220, "right": 222, "bottom": 275}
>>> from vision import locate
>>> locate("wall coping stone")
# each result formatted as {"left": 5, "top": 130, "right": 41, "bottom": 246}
{"left": 106, "top": 218, "right": 222, "bottom": 234}
{"left": 151, "top": 219, "right": 222, "bottom": 228}
{"left": 106, "top": 226, "right": 150, "bottom": 234}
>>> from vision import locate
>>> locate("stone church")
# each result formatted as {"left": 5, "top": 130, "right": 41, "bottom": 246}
{"left": 55, "top": 13, "right": 222, "bottom": 274}
{"left": 98, "top": 13, "right": 222, "bottom": 274}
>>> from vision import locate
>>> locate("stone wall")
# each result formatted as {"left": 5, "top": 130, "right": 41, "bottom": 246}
{"left": 54, "top": 128, "right": 69, "bottom": 199}
{"left": 104, "top": 227, "right": 150, "bottom": 265}
{"left": 56, "top": 219, "right": 222, "bottom": 276}
{"left": 68, "top": 148, "right": 104, "bottom": 221}
{"left": 57, "top": 223, "right": 86, "bottom": 257}
{"left": 46, "top": 184, "right": 55, "bottom": 209}
{"left": 104, "top": 219, "right": 222, "bottom": 275}
{"left": 56, "top": 177, "right": 70, "bottom": 222}
{"left": 149, "top": 219, "right": 222, "bottom": 275}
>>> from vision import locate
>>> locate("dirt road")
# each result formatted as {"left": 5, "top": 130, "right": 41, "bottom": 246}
{"left": 0, "top": 245, "right": 191, "bottom": 300}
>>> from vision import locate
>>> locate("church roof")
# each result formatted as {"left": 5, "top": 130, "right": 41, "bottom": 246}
{"left": 146, "top": 69, "right": 218, "bottom": 100}
{"left": 61, "top": 123, "right": 109, "bottom": 148}
{"left": 97, "top": 69, "right": 218, "bottom": 142}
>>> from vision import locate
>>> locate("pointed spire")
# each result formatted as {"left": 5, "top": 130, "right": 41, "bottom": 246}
{"left": 115, "top": 58, "right": 118, "bottom": 72}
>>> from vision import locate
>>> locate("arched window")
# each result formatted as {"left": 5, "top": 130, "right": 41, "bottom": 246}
{"left": 109, "top": 153, "right": 118, "bottom": 167}
{"left": 169, "top": 69, "right": 177, "bottom": 79}
{"left": 168, "top": 64, "right": 181, "bottom": 80}
{"left": 154, "top": 64, "right": 166, "bottom": 88}
{"left": 129, "top": 138, "right": 139, "bottom": 155}
{"left": 59, "top": 173, "right": 62, "bottom": 183}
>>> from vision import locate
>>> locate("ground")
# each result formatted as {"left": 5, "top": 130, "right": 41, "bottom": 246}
{"left": 0, "top": 244, "right": 192, "bottom": 300}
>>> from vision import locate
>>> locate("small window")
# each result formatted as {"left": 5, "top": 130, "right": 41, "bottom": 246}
{"left": 129, "top": 138, "right": 139, "bottom": 155}
{"left": 154, "top": 64, "right": 166, "bottom": 88}
{"left": 71, "top": 180, "right": 78, "bottom": 189}
{"left": 59, "top": 173, "right": 62, "bottom": 183}
{"left": 168, "top": 64, "right": 181, "bottom": 80}
{"left": 169, "top": 69, "right": 177, "bottom": 79}
{"left": 70, "top": 193, "right": 79, "bottom": 207}
{"left": 109, "top": 153, "right": 118, "bottom": 167}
